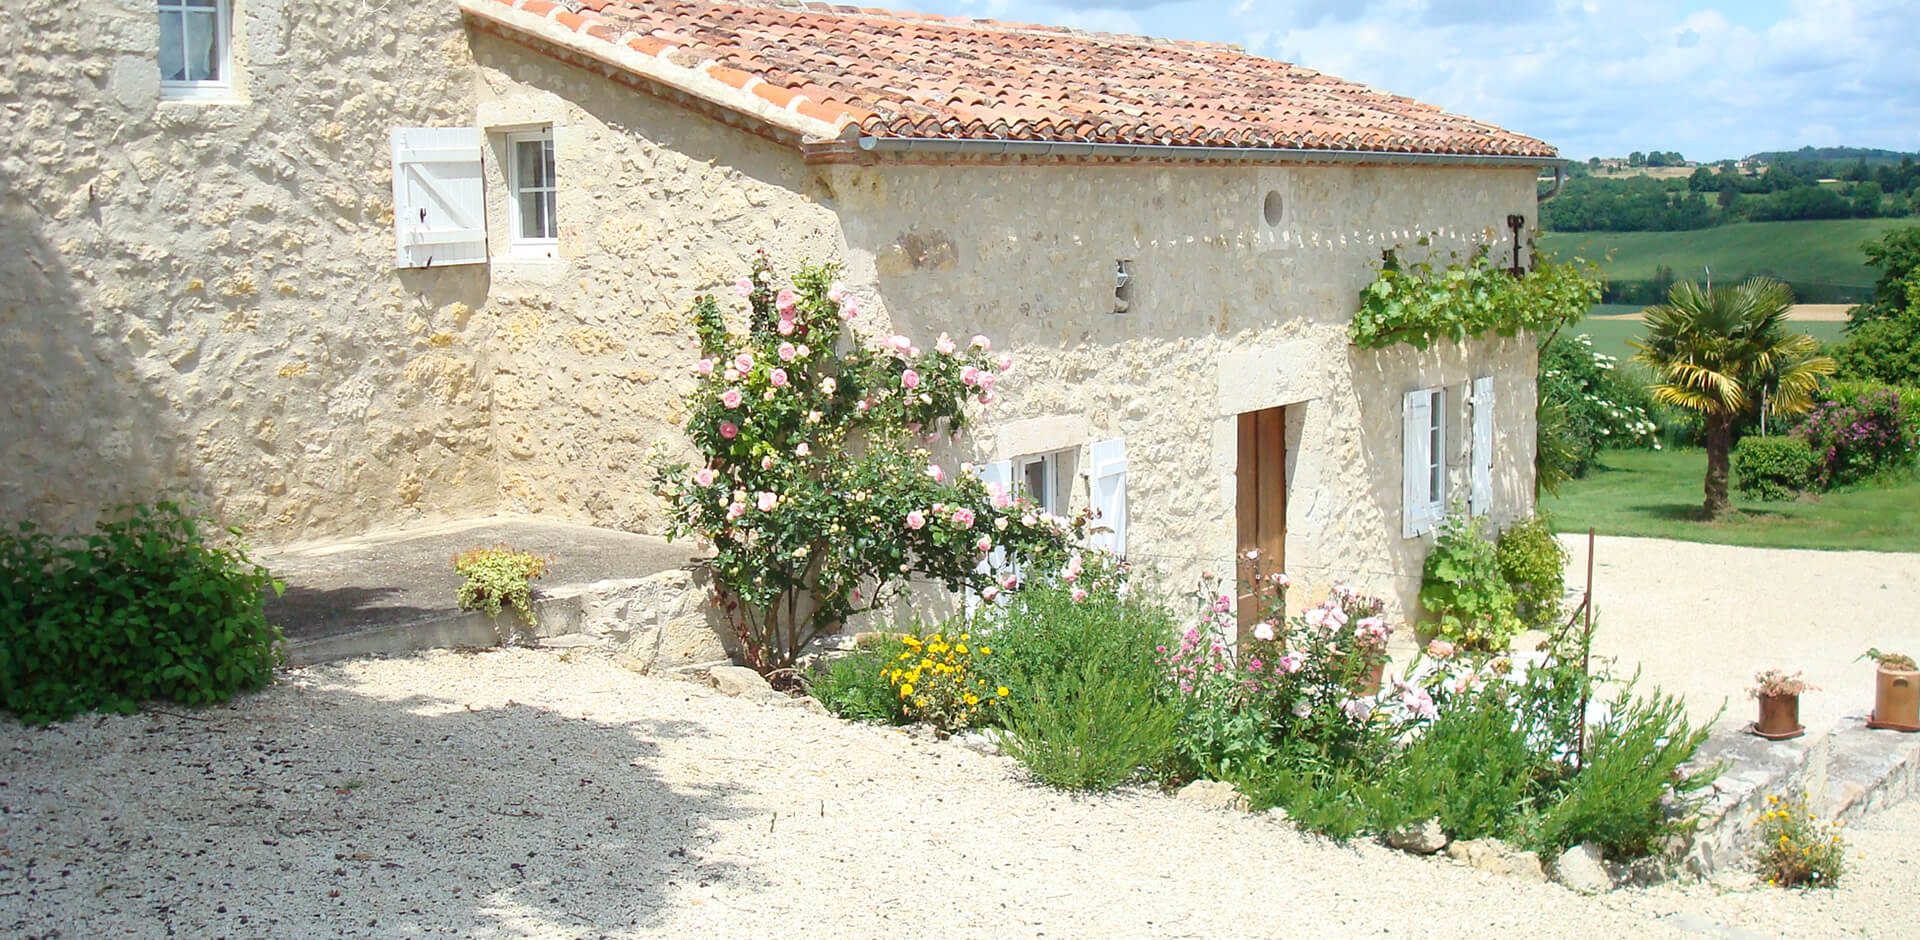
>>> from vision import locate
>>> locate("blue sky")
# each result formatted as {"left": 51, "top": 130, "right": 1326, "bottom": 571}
{"left": 920, "top": 0, "right": 1920, "bottom": 161}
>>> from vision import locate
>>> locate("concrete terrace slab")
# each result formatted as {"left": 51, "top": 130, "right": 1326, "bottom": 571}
{"left": 260, "top": 516, "right": 712, "bottom": 665}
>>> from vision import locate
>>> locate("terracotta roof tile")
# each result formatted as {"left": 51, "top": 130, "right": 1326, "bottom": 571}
{"left": 481, "top": 0, "right": 1556, "bottom": 158}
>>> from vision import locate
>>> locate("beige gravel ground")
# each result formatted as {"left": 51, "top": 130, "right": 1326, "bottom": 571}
{"left": 2, "top": 647, "right": 1910, "bottom": 938}
{"left": 1562, "top": 535, "right": 1920, "bottom": 733}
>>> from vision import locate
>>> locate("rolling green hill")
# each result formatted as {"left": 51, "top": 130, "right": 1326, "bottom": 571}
{"left": 1565, "top": 314, "right": 1851, "bottom": 362}
{"left": 1538, "top": 218, "right": 1911, "bottom": 287}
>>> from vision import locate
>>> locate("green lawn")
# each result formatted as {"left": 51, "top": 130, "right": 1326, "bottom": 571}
{"left": 1538, "top": 218, "right": 1911, "bottom": 287}
{"left": 1564, "top": 315, "right": 1850, "bottom": 362}
{"left": 1541, "top": 447, "right": 1920, "bottom": 552}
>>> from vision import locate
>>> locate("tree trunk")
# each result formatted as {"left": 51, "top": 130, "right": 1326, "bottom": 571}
{"left": 1703, "top": 412, "right": 1733, "bottom": 518}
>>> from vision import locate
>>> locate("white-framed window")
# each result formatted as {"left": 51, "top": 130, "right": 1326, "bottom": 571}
{"left": 157, "top": 0, "right": 232, "bottom": 100}
{"left": 1015, "top": 449, "right": 1076, "bottom": 517}
{"left": 1402, "top": 386, "right": 1447, "bottom": 537}
{"left": 506, "top": 128, "right": 558, "bottom": 258}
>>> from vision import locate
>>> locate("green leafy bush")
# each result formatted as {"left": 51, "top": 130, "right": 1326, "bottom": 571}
{"left": 1495, "top": 514, "right": 1568, "bottom": 629}
{"left": 1754, "top": 793, "right": 1847, "bottom": 889}
{"left": 1527, "top": 682, "right": 1716, "bottom": 857}
{"left": 452, "top": 546, "right": 549, "bottom": 626}
{"left": 1790, "top": 384, "right": 1918, "bottom": 487}
{"left": 987, "top": 586, "right": 1180, "bottom": 790}
{"left": 1539, "top": 333, "right": 1661, "bottom": 476}
{"left": 1732, "top": 435, "right": 1818, "bottom": 500}
{"left": 0, "top": 502, "right": 284, "bottom": 724}
{"left": 1387, "top": 689, "right": 1553, "bottom": 842}
{"left": 805, "top": 636, "right": 910, "bottom": 725}
{"left": 1419, "top": 513, "right": 1523, "bottom": 651}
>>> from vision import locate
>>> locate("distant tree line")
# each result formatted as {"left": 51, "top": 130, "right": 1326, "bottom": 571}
{"left": 1544, "top": 154, "right": 1920, "bottom": 232}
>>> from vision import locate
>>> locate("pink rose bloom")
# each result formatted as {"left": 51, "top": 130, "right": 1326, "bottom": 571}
{"left": 819, "top": 376, "right": 835, "bottom": 394}
{"left": 980, "top": 586, "right": 999, "bottom": 602}
{"left": 978, "top": 392, "right": 995, "bottom": 405}
{"left": 997, "top": 354, "right": 1011, "bottom": 371}
{"left": 1211, "top": 595, "right": 1231, "bottom": 614}
{"left": 905, "top": 510, "right": 926, "bottom": 530}
{"left": 961, "top": 366, "right": 981, "bottom": 387}
{"left": 888, "top": 335, "right": 912, "bottom": 354}
{"left": 733, "top": 352, "right": 753, "bottom": 372}
{"left": 723, "top": 368, "right": 740, "bottom": 382}
{"left": 975, "top": 535, "right": 992, "bottom": 552}
{"left": 775, "top": 289, "right": 797, "bottom": 312}
{"left": 694, "top": 358, "right": 714, "bottom": 376}
{"left": 795, "top": 442, "right": 811, "bottom": 458}
{"left": 1426, "top": 639, "right": 1456, "bottom": 660}
{"left": 935, "top": 333, "right": 956, "bottom": 354}
{"left": 827, "top": 282, "right": 846, "bottom": 303}
{"left": 856, "top": 399, "right": 870, "bottom": 413}
{"left": 925, "top": 463, "right": 944, "bottom": 482}
{"left": 951, "top": 508, "right": 976, "bottom": 529}
{"left": 1252, "top": 621, "right": 1276, "bottom": 642}
{"left": 970, "top": 334, "right": 990, "bottom": 350}
{"left": 760, "top": 456, "right": 774, "bottom": 470}
{"left": 726, "top": 501, "right": 745, "bottom": 520}
{"left": 756, "top": 491, "right": 779, "bottom": 512}
{"left": 777, "top": 343, "right": 797, "bottom": 362}
{"left": 840, "top": 300, "right": 859, "bottom": 320}
{"left": 908, "top": 346, "right": 921, "bottom": 357}
{"left": 769, "top": 369, "right": 789, "bottom": 387}
{"left": 1400, "top": 687, "right": 1439, "bottom": 721}
{"left": 734, "top": 277, "right": 752, "bottom": 298}
{"left": 1277, "top": 653, "right": 1304, "bottom": 674}
{"left": 1000, "top": 574, "right": 1018, "bottom": 591}
{"left": 693, "top": 468, "right": 717, "bottom": 487}
{"left": 1342, "top": 698, "right": 1374, "bottom": 722}
{"left": 1070, "top": 587, "right": 1088, "bottom": 603}
{"left": 1021, "top": 512, "right": 1037, "bottom": 526}
{"left": 979, "top": 372, "right": 997, "bottom": 391}
{"left": 1269, "top": 572, "right": 1290, "bottom": 586}
{"left": 721, "top": 389, "right": 743, "bottom": 409}
{"left": 776, "top": 319, "right": 795, "bottom": 336}
{"left": 719, "top": 421, "right": 738, "bottom": 439}
{"left": 901, "top": 369, "right": 921, "bottom": 390}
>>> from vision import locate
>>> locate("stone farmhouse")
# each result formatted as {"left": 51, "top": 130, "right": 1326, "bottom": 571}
{"left": 2, "top": 0, "right": 1559, "bottom": 620}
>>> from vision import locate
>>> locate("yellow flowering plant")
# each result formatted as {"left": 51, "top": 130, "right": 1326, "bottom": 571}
{"left": 885, "top": 631, "right": 1006, "bottom": 732}
{"left": 1753, "top": 793, "right": 1846, "bottom": 889}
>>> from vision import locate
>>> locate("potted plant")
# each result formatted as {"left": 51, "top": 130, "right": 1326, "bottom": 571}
{"left": 1747, "top": 669, "right": 1815, "bottom": 740}
{"left": 1862, "top": 649, "right": 1920, "bottom": 732}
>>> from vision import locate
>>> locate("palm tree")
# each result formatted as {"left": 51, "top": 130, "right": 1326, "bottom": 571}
{"left": 1631, "top": 277, "right": 1835, "bottom": 517}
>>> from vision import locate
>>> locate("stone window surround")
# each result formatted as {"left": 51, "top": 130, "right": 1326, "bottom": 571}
{"left": 157, "top": 0, "right": 235, "bottom": 102}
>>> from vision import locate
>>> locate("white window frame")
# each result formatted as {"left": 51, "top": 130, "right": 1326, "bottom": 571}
{"left": 1404, "top": 386, "right": 1447, "bottom": 537}
{"left": 157, "top": 0, "right": 233, "bottom": 101}
{"left": 1015, "top": 450, "right": 1071, "bottom": 517}
{"left": 505, "top": 128, "right": 559, "bottom": 258}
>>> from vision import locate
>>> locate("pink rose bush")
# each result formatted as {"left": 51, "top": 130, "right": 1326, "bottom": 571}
{"left": 651, "top": 254, "right": 1086, "bottom": 671}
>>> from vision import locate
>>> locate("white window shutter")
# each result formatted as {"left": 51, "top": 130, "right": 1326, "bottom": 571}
{"left": 966, "top": 460, "right": 1016, "bottom": 615}
{"left": 1470, "top": 376, "right": 1495, "bottom": 516}
{"left": 1088, "top": 438, "right": 1127, "bottom": 556}
{"left": 1402, "top": 389, "right": 1431, "bottom": 538}
{"left": 391, "top": 128, "right": 488, "bottom": 269}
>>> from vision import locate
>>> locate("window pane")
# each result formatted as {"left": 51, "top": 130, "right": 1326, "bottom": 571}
{"left": 516, "top": 139, "right": 547, "bottom": 190}
{"left": 518, "top": 191, "right": 545, "bottom": 240}
{"left": 158, "top": 10, "right": 186, "bottom": 82}
{"left": 184, "top": 0, "right": 218, "bottom": 7}
{"left": 1023, "top": 460, "right": 1048, "bottom": 512}
{"left": 538, "top": 189, "right": 557, "bottom": 239}
{"left": 183, "top": 9, "right": 218, "bottom": 81}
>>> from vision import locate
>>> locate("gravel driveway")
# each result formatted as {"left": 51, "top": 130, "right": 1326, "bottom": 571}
{"left": 3, "top": 647, "right": 1910, "bottom": 938}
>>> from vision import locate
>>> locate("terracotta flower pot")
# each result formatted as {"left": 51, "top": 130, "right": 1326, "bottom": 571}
{"left": 1869, "top": 664, "right": 1920, "bottom": 732}
{"left": 1753, "top": 693, "right": 1803, "bottom": 739}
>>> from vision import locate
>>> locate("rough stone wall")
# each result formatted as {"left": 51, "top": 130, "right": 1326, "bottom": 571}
{"left": 1, "top": 0, "right": 494, "bottom": 538}
{"left": 5, "top": 11, "right": 1541, "bottom": 624}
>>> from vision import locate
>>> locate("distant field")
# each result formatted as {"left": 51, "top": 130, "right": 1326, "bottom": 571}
{"left": 1538, "top": 218, "right": 1912, "bottom": 287}
{"left": 1565, "top": 313, "right": 1851, "bottom": 361}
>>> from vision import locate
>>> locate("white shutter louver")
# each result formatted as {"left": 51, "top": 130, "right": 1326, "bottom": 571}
{"left": 966, "top": 460, "right": 1016, "bottom": 615}
{"left": 391, "top": 127, "right": 488, "bottom": 269}
{"left": 1470, "top": 376, "right": 1495, "bottom": 516}
{"left": 1402, "top": 389, "right": 1431, "bottom": 538}
{"left": 1088, "top": 438, "right": 1127, "bottom": 556}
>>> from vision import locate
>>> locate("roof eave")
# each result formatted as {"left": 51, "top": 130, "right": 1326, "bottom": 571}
{"left": 805, "top": 135, "right": 1563, "bottom": 168}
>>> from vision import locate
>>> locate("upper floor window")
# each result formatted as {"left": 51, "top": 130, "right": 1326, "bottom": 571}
{"left": 158, "top": 0, "right": 231, "bottom": 99}
{"left": 507, "top": 128, "right": 558, "bottom": 257}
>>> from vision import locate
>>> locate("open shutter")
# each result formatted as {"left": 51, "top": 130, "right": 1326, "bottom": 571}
{"left": 1088, "top": 438, "right": 1127, "bottom": 556}
{"left": 964, "top": 460, "right": 1015, "bottom": 615}
{"left": 1470, "top": 376, "right": 1495, "bottom": 516}
{"left": 391, "top": 128, "right": 488, "bottom": 269}
{"left": 1402, "top": 389, "right": 1431, "bottom": 538}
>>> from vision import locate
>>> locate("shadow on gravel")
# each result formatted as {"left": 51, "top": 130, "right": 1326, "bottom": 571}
{"left": 0, "top": 679, "right": 755, "bottom": 936}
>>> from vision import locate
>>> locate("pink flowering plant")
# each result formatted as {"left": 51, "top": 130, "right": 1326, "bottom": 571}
{"left": 652, "top": 255, "right": 1086, "bottom": 673}
{"left": 1163, "top": 561, "right": 1397, "bottom": 778}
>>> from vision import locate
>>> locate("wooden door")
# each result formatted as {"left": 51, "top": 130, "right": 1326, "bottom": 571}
{"left": 1236, "top": 407, "right": 1287, "bottom": 630}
